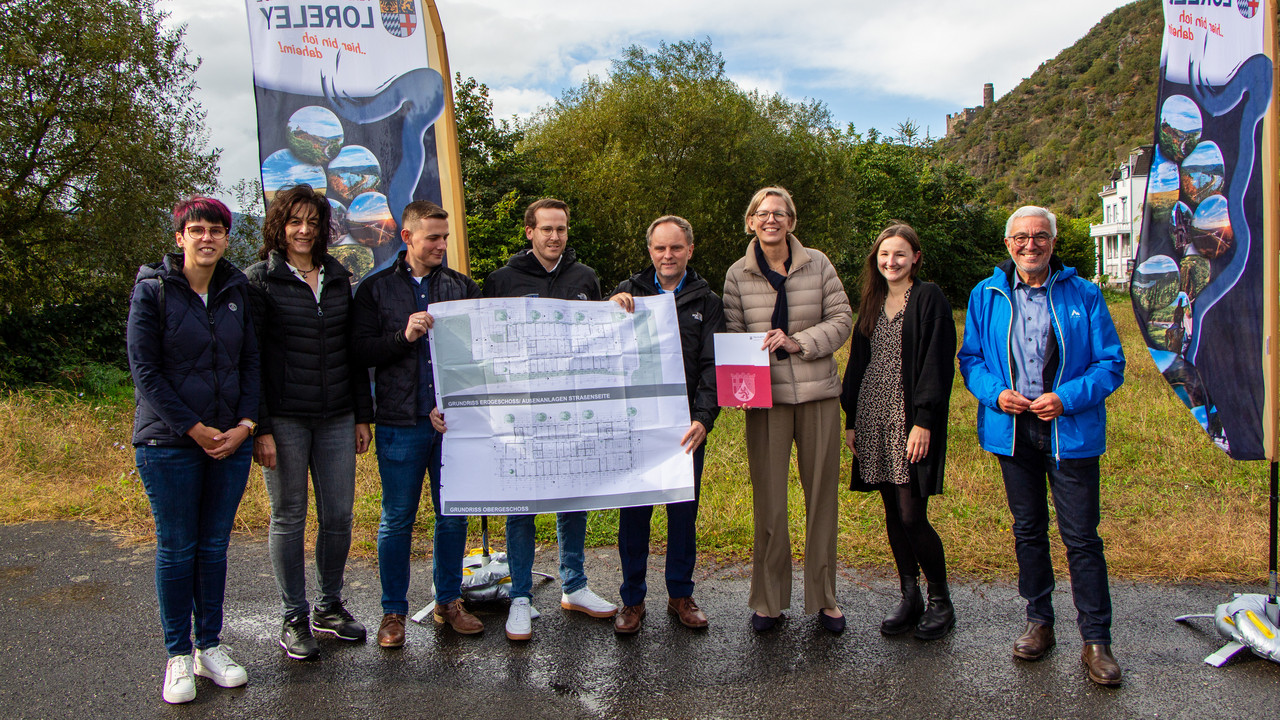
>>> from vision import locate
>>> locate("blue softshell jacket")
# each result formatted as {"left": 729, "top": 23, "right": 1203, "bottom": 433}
{"left": 957, "top": 259, "right": 1124, "bottom": 460}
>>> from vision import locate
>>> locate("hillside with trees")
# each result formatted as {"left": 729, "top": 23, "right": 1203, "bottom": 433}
{"left": 939, "top": 0, "right": 1163, "bottom": 216}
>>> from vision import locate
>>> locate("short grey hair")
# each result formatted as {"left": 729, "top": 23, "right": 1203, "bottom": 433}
{"left": 1005, "top": 206, "right": 1057, "bottom": 238}
{"left": 646, "top": 215, "right": 694, "bottom": 247}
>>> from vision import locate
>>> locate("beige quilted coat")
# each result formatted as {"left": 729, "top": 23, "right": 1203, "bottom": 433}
{"left": 723, "top": 235, "right": 852, "bottom": 405}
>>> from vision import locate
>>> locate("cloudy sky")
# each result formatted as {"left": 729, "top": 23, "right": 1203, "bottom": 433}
{"left": 161, "top": 0, "right": 1137, "bottom": 201}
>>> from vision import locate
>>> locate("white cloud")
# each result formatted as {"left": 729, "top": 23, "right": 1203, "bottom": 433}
{"left": 488, "top": 87, "right": 557, "bottom": 121}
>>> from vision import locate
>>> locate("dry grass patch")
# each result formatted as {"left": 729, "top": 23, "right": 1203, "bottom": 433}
{"left": 0, "top": 300, "right": 1271, "bottom": 582}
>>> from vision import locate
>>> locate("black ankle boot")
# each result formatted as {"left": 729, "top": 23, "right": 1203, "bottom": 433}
{"left": 913, "top": 581, "right": 956, "bottom": 640}
{"left": 880, "top": 575, "right": 925, "bottom": 635}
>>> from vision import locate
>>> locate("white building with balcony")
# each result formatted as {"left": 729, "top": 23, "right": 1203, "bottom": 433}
{"left": 1089, "top": 146, "right": 1151, "bottom": 287}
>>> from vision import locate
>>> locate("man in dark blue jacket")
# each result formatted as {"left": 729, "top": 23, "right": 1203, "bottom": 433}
{"left": 958, "top": 206, "right": 1125, "bottom": 686}
{"left": 352, "top": 201, "right": 483, "bottom": 648}
{"left": 608, "top": 215, "right": 723, "bottom": 634}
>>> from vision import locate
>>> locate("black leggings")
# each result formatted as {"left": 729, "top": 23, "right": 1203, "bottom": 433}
{"left": 880, "top": 484, "right": 947, "bottom": 585}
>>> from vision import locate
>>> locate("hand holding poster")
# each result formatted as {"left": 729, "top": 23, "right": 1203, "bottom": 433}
{"left": 714, "top": 333, "right": 772, "bottom": 408}
{"left": 427, "top": 294, "right": 694, "bottom": 515}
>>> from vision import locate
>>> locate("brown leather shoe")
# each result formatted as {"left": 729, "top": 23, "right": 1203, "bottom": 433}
{"left": 1012, "top": 621, "right": 1055, "bottom": 661}
{"left": 433, "top": 598, "right": 484, "bottom": 635}
{"left": 377, "top": 613, "right": 406, "bottom": 648}
{"left": 1081, "top": 643, "right": 1123, "bottom": 686}
{"left": 668, "top": 597, "right": 709, "bottom": 629}
{"left": 614, "top": 603, "right": 645, "bottom": 635}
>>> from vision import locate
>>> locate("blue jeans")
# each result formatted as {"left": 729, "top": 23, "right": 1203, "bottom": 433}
{"left": 618, "top": 445, "right": 704, "bottom": 606}
{"left": 136, "top": 443, "right": 251, "bottom": 656}
{"left": 375, "top": 422, "right": 466, "bottom": 615}
{"left": 262, "top": 413, "right": 356, "bottom": 619}
{"left": 506, "top": 510, "right": 589, "bottom": 600}
{"left": 997, "top": 415, "right": 1112, "bottom": 644}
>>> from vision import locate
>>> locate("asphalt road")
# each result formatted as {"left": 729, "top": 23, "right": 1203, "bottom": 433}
{"left": 0, "top": 520, "right": 1276, "bottom": 719}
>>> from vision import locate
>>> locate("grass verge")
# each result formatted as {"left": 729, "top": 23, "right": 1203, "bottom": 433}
{"left": 0, "top": 301, "right": 1269, "bottom": 581}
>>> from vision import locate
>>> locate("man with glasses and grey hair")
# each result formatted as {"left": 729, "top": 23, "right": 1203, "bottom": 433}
{"left": 608, "top": 215, "right": 725, "bottom": 634}
{"left": 958, "top": 205, "right": 1126, "bottom": 686}
{"left": 479, "top": 198, "right": 616, "bottom": 641}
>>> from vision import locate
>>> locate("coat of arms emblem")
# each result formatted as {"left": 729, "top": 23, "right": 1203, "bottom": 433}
{"left": 731, "top": 372, "right": 756, "bottom": 402}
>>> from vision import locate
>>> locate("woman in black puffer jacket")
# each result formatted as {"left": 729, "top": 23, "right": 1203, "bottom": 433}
{"left": 245, "top": 184, "right": 373, "bottom": 661}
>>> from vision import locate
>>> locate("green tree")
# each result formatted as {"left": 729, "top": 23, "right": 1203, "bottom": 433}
{"left": 0, "top": 0, "right": 217, "bottom": 383}
{"left": 837, "top": 131, "right": 1004, "bottom": 304}
{"left": 1056, "top": 215, "right": 1098, "bottom": 281}
{"left": 453, "top": 74, "right": 546, "bottom": 280}
{"left": 521, "top": 39, "right": 855, "bottom": 292}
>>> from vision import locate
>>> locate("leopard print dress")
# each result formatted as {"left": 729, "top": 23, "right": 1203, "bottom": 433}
{"left": 854, "top": 288, "right": 911, "bottom": 486}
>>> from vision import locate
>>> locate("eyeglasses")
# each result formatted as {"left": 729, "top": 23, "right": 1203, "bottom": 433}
{"left": 753, "top": 211, "right": 791, "bottom": 221}
{"left": 1008, "top": 232, "right": 1053, "bottom": 247}
{"left": 185, "top": 225, "right": 228, "bottom": 240}
{"left": 535, "top": 225, "right": 568, "bottom": 237}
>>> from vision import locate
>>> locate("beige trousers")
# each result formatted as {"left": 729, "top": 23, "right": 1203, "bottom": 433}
{"left": 744, "top": 397, "right": 841, "bottom": 616}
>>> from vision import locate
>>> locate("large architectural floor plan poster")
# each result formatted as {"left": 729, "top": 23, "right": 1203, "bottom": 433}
{"left": 427, "top": 294, "right": 694, "bottom": 515}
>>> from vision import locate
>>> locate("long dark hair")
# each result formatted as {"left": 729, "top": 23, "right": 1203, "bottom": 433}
{"left": 259, "top": 184, "right": 330, "bottom": 266}
{"left": 855, "top": 223, "right": 922, "bottom": 338}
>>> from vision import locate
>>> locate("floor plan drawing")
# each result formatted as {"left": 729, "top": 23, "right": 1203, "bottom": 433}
{"left": 427, "top": 294, "right": 694, "bottom": 515}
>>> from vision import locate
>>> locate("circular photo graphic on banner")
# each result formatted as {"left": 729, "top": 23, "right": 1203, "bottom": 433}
{"left": 327, "top": 198, "right": 350, "bottom": 246}
{"left": 1147, "top": 149, "right": 1180, "bottom": 239}
{"left": 1171, "top": 200, "right": 1193, "bottom": 251}
{"left": 1180, "top": 254, "right": 1210, "bottom": 299}
{"left": 326, "top": 145, "right": 382, "bottom": 204}
{"left": 261, "top": 150, "right": 326, "bottom": 203}
{"left": 1158, "top": 95, "right": 1201, "bottom": 164}
{"left": 1189, "top": 193, "right": 1233, "bottom": 259}
{"left": 1131, "top": 255, "right": 1180, "bottom": 352}
{"left": 1179, "top": 141, "right": 1225, "bottom": 208}
{"left": 348, "top": 192, "right": 397, "bottom": 248}
{"left": 287, "top": 106, "right": 344, "bottom": 166}
{"left": 329, "top": 242, "right": 375, "bottom": 282}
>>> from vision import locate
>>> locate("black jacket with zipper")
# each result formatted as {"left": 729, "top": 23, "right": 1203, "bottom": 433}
{"left": 245, "top": 251, "right": 373, "bottom": 436}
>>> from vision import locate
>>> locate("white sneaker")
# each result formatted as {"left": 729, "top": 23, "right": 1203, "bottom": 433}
{"left": 162, "top": 654, "right": 196, "bottom": 704}
{"left": 561, "top": 586, "right": 618, "bottom": 618}
{"left": 195, "top": 644, "right": 248, "bottom": 688}
{"left": 506, "top": 597, "right": 532, "bottom": 641}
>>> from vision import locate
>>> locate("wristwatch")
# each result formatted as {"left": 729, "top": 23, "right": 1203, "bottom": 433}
{"left": 238, "top": 419, "right": 258, "bottom": 436}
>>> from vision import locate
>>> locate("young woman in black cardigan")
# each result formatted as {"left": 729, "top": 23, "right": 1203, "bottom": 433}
{"left": 840, "top": 223, "right": 957, "bottom": 640}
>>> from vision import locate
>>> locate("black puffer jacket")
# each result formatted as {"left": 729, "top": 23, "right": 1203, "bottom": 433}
{"left": 245, "top": 251, "right": 373, "bottom": 435}
{"left": 481, "top": 247, "right": 601, "bottom": 300}
{"left": 127, "top": 254, "right": 260, "bottom": 447}
{"left": 351, "top": 252, "right": 481, "bottom": 425}
{"left": 613, "top": 267, "right": 725, "bottom": 432}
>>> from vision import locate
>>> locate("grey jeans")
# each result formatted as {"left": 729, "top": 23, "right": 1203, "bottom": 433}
{"left": 263, "top": 412, "right": 357, "bottom": 618}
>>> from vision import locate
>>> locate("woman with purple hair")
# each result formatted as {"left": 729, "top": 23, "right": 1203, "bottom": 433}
{"left": 127, "top": 196, "right": 260, "bottom": 703}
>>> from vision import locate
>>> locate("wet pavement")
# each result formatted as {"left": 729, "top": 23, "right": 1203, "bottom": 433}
{"left": 0, "top": 520, "right": 1276, "bottom": 719}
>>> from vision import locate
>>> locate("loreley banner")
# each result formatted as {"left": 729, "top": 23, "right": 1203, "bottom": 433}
{"left": 244, "top": 0, "right": 468, "bottom": 283}
{"left": 1131, "top": 0, "right": 1272, "bottom": 459}
{"left": 713, "top": 333, "right": 772, "bottom": 408}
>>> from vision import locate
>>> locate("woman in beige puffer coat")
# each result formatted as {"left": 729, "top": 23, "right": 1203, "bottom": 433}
{"left": 722, "top": 186, "right": 852, "bottom": 633}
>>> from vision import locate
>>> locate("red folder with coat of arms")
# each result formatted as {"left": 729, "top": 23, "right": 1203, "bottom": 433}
{"left": 713, "top": 333, "right": 772, "bottom": 408}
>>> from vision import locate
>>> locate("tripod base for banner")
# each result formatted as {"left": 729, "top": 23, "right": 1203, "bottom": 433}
{"left": 1175, "top": 595, "right": 1280, "bottom": 667}
{"left": 1173, "top": 463, "right": 1280, "bottom": 667}
{"left": 410, "top": 516, "right": 556, "bottom": 625}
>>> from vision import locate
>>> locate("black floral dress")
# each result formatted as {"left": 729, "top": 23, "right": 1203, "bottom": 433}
{"left": 854, "top": 289, "right": 911, "bottom": 485}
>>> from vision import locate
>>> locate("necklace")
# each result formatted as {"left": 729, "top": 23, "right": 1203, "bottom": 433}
{"left": 292, "top": 263, "right": 317, "bottom": 279}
